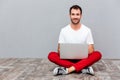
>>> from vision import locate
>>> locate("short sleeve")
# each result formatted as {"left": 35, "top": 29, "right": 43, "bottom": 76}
{"left": 87, "top": 29, "right": 94, "bottom": 44}
{"left": 58, "top": 29, "right": 64, "bottom": 43}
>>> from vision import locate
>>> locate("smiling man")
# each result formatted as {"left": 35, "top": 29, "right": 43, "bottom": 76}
{"left": 48, "top": 5, "right": 102, "bottom": 75}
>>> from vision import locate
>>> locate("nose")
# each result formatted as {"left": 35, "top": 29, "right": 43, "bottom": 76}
{"left": 73, "top": 15, "right": 78, "bottom": 18}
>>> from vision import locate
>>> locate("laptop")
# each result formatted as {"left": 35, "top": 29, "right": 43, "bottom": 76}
{"left": 60, "top": 43, "right": 88, "bottom": 59}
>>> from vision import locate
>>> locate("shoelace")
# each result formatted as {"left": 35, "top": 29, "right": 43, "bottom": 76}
{"left": 58, "top": 68, "right": 64, "bottom": 75}
{"left": 82, "top": 68, "right": 89, "bottom": 73}
{"left": 58, "top": 68, "right": 67, "bottom": 75}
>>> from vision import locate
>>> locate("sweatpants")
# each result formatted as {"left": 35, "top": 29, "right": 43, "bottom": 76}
{"left": 48, "top": 51, "right": 102, "bottom": 72}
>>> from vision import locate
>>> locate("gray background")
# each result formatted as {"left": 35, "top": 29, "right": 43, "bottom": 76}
{"left": 0, "top": 0, "right": 120, "bottom": 59}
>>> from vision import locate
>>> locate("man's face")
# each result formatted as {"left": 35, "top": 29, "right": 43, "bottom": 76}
{"left": 70, "top": 9, "right": 82, "bottom": 25}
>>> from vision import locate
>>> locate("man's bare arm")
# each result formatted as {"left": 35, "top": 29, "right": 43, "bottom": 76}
{"left": 57, "top": 43, "right": 60, "bottom": 53}
{"left": 88, "top": 44, "right": 94, "bottom": 54}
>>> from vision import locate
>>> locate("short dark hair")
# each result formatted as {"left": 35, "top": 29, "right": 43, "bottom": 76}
{"left": 69, "top": 5, "right": 82, "bottom": 14}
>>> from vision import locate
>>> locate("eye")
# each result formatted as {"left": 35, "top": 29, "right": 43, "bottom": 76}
{"left": 76, "top": 13, "right": 80, "bottom": 16}
{"left": 71, "top": 13, "right": 75, "bottom": 15}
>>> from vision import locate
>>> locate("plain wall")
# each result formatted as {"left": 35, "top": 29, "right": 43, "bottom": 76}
{"left": 0, "top": 0, "right": 120, "bottom": 59}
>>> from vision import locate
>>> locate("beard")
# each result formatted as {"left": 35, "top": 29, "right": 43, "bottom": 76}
{"left": 71, "top": 18, "right": 80, "bottom": 25}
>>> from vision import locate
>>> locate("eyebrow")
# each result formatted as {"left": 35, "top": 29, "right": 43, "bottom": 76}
{"left": 71, "top": 13, "right": 80, "bottom": 15}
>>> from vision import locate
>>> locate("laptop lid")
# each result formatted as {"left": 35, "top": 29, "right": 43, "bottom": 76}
{"left": 60, "top": 43, "right": 88, "bottom": 59}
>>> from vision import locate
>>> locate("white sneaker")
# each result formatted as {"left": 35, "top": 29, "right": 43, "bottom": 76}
{"left": 53, "top": 67, "right": 68, "bottom": 75}
{"left": 81, "top": 66, "right": 94, "bottom": 75}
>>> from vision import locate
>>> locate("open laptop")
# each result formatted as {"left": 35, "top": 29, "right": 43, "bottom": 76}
{"left": 60, "top": 43, "right": 88, "bottom": 59}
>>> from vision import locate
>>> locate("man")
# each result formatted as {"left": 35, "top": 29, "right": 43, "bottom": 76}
{"left": 48, "top": 5, "right": 102, "bottom": 75}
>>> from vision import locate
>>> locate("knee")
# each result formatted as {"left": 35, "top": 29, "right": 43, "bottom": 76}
{"left": 48, "top": 52, "right": 54, "bottom": 60}
{"left": 48, "top": 52, "right": 58, "bottom": 61}
{"left": 94, "top": 51, "right": 102, "bottom": 60}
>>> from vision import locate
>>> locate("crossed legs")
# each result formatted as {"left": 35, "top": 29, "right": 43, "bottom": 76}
{"left": 48, "top": 51, "right": 102, "bottom": 74}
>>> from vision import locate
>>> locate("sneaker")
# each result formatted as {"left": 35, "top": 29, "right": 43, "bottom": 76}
{"left": 81, "top": 66, "right": 94, "bottom": 75}
{"left": 53, "top": 67, "right": 68, "bottom": 75}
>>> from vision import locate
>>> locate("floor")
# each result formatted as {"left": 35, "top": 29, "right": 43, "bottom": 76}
{"left": 0, "top": 58, "right": 120, "bottom": 80}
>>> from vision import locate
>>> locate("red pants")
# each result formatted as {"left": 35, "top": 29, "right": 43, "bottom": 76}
{"left": 48, "top": 51, "right": 102, "bottom": 72}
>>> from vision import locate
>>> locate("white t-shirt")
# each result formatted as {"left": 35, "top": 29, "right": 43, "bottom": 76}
{"left": 58, "top": 24, "right": 94, "bottom": 44}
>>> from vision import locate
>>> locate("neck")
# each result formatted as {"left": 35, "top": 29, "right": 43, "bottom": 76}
{"left": 70, "top": 23, "right": 81, "bottom": 30}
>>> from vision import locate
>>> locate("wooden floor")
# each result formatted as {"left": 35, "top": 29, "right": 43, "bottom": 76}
{"left": 0, "top": 58, "right": 120, "bottom": 80}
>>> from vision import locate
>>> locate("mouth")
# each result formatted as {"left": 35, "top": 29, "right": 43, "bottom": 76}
{"left": 71, "top": 18, "right": 80, "bottom": 24}
{"left": 73, "top": 19, "right": 79, "bottom": 22}
{"left": 73, "top": 18, "right": 79, "bottom": 20}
